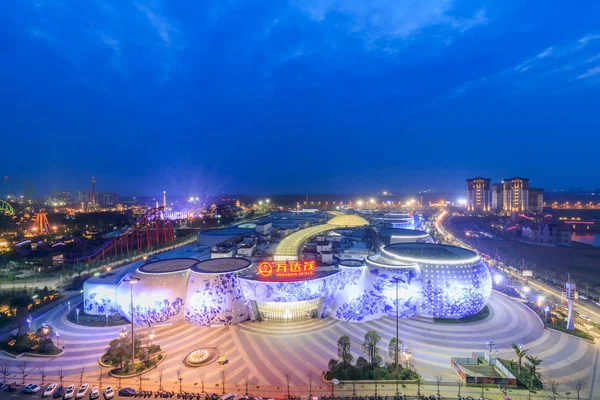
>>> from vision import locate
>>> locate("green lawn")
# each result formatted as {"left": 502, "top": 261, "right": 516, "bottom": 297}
{"left": 433, "top": 305, "right": 489, "bottom": 324}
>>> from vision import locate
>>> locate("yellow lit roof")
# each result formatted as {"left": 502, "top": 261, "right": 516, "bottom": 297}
{"left": 327, "top": 214, "right": 369, "bottom": 227}
{"left": 273, "top": 214, "right": 369, "bottom": 260}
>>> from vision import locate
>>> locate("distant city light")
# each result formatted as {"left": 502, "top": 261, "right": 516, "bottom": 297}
{"left": 457, "top": 198, "right": 467, "bottom": 206}
{"left": 357, "top": 200, "right": 364, "bottom": 206}
{"left": 369, "top": 198, "right": 375, "bottom": 204}
{"left": 494, "top": 274, "right": 502, "bottom": 285}
{"left": 523, "top": 286, "right": 530, "bottom": 293}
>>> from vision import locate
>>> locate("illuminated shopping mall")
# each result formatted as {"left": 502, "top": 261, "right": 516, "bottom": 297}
{"left": 83, "top": 213, "right": 492, "bottom": 325}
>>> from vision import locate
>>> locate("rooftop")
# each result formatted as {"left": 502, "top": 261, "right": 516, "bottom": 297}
{"left": 138, "top": 258, "right": 198, "bottom": 273}
{"left": 328, "top": 214, "right": 369, "bottom": 227}
{"left": 199, "top": 227, "right": 255, "bottom": 236}
{"left": 379, "top": 228, "right": 429, "bottom": 238}
{"left": 191, "top": 257, "right": 252, "bottom": 273}
{"left": 383, "top": 243, "right": 479, "bottom": 264}
{"left": 338, "top": 259, "right": 365, "bottom": 268}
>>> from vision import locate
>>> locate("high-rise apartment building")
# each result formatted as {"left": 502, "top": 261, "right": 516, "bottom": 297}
{"left": 528, "top": 188, "right": 544, "bottom": 213}
{"left": 97, "top": 192, "right": 119, "bottom": 207}
{"left": 466, "top": 177, "right": 491, "bottom": 212}
{"left": 76, "top": 190, "right": 92, "bottom": 203}
{"left": 502, "top": 177, "right": 529, "bottom": 212}
{"left": 491, "top": 184, "right": 503, "bottom": 211}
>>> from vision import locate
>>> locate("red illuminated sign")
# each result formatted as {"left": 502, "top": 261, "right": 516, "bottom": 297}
{"left": 258, "top": 261, "right": 316, "bottom": 278}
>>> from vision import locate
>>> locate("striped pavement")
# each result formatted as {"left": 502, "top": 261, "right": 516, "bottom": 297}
{"left": 0, "top": 293, "right": 594, "bottom": 398}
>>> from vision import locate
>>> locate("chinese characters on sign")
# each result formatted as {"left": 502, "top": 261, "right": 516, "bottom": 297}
{"left": 258, "top": 261, "right": 316, "bottom": 278}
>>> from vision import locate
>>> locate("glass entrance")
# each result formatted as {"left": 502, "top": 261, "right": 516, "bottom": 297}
{"left": 256, "top": 298, "right": 323, "bottom": 322}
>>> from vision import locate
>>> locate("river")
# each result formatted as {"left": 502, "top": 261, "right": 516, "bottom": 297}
{"left": 571, "top": 232, "right": 600, "bottom": 247}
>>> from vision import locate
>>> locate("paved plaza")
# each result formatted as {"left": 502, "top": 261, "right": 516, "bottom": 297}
{"left": 2, "top": 292, "right": 596, "bottom": 398}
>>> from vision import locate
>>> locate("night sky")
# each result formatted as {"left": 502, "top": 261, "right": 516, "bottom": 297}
{"left": 1, "top": 0, "right": 600, "bottom": 196}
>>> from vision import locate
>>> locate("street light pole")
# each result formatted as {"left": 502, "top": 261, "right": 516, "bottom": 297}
{"left": 391, "top": 277, "right": 405, "bottom": 373}
{"left": 124, "top": 277, "right": 140, "bottom": 370}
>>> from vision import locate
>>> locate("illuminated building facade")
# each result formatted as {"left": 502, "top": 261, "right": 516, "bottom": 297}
{"left": 502, "top": 177, "right": 530, "bottom": 212}
{"left": 491, "top": 184, "right": 504, "bottom": 212}
{"left": 83, "top": 243, "right": 491, "bottom": 325}
{"left": 466, "top": 177, "right": 491, "bottom": 212}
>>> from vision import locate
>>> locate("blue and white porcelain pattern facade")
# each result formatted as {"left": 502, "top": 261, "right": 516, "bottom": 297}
{"left": 382, "top": 243, "right": 492, "bottom": 319}
{"left": 329, "top": 257, "right": 422, "bottom": 322}
{"left": 116, "top": 268, "right": 189, "bottom": 327}
{"left": 83, "top": 281, "right": 120, "bottom": 316}
{"left": 185, "top": 261, "right": 253, "bottom": 326}
{"left": 237, "top": 271, "right": 344, "bottom": 318}
{"left": 83, "top": 243, "right": 492, "bottom": 326}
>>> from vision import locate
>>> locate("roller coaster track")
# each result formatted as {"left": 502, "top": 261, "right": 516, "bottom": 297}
{"left": 0, "top": 200, "right": 14, "bottom": 215}
{"left": 65, "top": 206, "right": 175, "bottom": 264}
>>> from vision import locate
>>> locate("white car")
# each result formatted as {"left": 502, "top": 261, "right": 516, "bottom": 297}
{"left": 579, "top": 314, "right": 591, "bottom": 321}
{"left": 64, "top": 385, "right": 76, "bottom": 400}
{"left": 23, "top": 384, "right": 41, "bottom": 393}
{"left": 42, "top": 383, "right": 57, "bottom": 397}
{"left": 103, "top": 386, "right": 115, "bottom": 400}
{"left": 76, "top": 384, "right": 89, "bottom": 399}
{"left": 90, "top": 387, "right": 100, "bottom": 400}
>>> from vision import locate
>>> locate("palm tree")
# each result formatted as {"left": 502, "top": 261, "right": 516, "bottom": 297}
{"left": 511, "top": 343, "right": 528, "bottom": 375}
{"left": 525, "top": 355, "right": 542, "bottom": 391}
{"left": 414, "top": 374, "right": 424, "bottom": 396}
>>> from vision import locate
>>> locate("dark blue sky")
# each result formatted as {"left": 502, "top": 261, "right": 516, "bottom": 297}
{"left": 1, "top": 0, "right": 600, "bottom": 196}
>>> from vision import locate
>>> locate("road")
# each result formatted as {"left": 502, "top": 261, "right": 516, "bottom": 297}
{"left": 435, "top": 209, "right": 600, "bottom": 400}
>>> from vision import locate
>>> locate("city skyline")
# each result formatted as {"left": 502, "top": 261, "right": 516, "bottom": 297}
{"left": 2, "top": 1, "right": 600, "bottom": 194}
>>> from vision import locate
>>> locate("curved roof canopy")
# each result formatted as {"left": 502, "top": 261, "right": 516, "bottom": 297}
{"left": 327, "top": 215, "right": 369, "bottom": 227}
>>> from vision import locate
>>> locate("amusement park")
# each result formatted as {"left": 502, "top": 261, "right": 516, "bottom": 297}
{"left": 0, "top": 186, "right": 597, "bottom": 400}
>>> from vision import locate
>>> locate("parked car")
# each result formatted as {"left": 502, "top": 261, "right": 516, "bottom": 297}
{"left": 103, "top": 386, "right": 114, "bottom": 400}
{"left": 90, "top": 387, "right": 100, "bottom": 400}
{"left": 24, "top": 384, "right": 41, "bottom": 393}
{"left": 53, "top": 386, "right": 65, "bottom": 398}
{"left": 43, "top": 383, "right": 57, "bottom": 397}
{"left": 221, "top": 393, "right": 237, "bottom": 400}
{"left": 7, "top": 382, "right": 21, "bottom": 392}
{"left": 118, "top": 388, "right": 136, "bottom": 397}
{"left": 76, "top": 384, "right": 89, "bottom": 399}
{"left": 64, "top": 385, "right": 76, "bottom": 400}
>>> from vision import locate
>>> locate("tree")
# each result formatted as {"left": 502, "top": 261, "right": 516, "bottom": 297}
{"left": 457, "top": 379, "right": 464, "bottom": 397}
{"left": 362, "top": 330, "right": 381, "bottom": 365}
{"left": 285, "top": 373, "right": 291, "bottom": 398}
{"left": 97, "top": 366, "right": 103, "bottom": 388}
{"left": 337, "top": 335, "right": 353, "bottom": 366}
{"left": 220, "top": 370, "right": 227, "bottom": 395}
{"left": 415, "top": 374, "right": 424, "bottom": 396}
{"left": 328, "top": 359, "right": 338, "bottom": 371}
{"left": 58, "top": 366, "right": 64, "bottom": 386}
{"left": 435, "top": 376, "right": 442, "bottom": 396}
{"left": 525, "top": 355, "right": 542, "bottom": 391}
{"left": 0, "top": 361, "right": 9, "bottom": 384}
{"left": 356, "top": 356, "right": 369, "bottom": 369}
{"left": 38, "top": 364, "right": 46, "bottom": 385}
{"left": 158, "top": 368, "right": 164, "bottom": 392}
{"left": 389, "top": 338, "right": 402, "bottom": 368}
{"left": 511, "top": 343, "right": 528, "bottom": 375}
{"left": 576, "top": 379, "right": 585, "bottom": 400}
{"left": 17, "top": 361, "right": 27, "bottom": 385}
{"left": 549, "top": 380, "right": 559, "bottom": 400}
{"left": 79, "top": 366, "right": 85, "bottom": 386}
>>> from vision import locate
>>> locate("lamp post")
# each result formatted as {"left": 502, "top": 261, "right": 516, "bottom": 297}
{"left": 391, "top": 276, "right": 405, "bottom": 373}
{"left": 124, "top": 276, "right": 140, "bottom": 369}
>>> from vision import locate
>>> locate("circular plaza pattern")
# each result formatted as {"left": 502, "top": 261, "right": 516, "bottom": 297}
{"left": 4, "top": 292, "right": 594, "bottom": 396}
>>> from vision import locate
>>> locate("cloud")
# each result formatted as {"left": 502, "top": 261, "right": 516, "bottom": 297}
{"left": 577, "top": 66, "right": 600, "bottom": 79}
{"left": 447, "top": 32, "right": 600, "bottom": 97}
{"left": 135, "top": 1, "right": 176, "bottom": 47}
{"left": 292, "top": 0, "right": 487, "bottom": 43}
